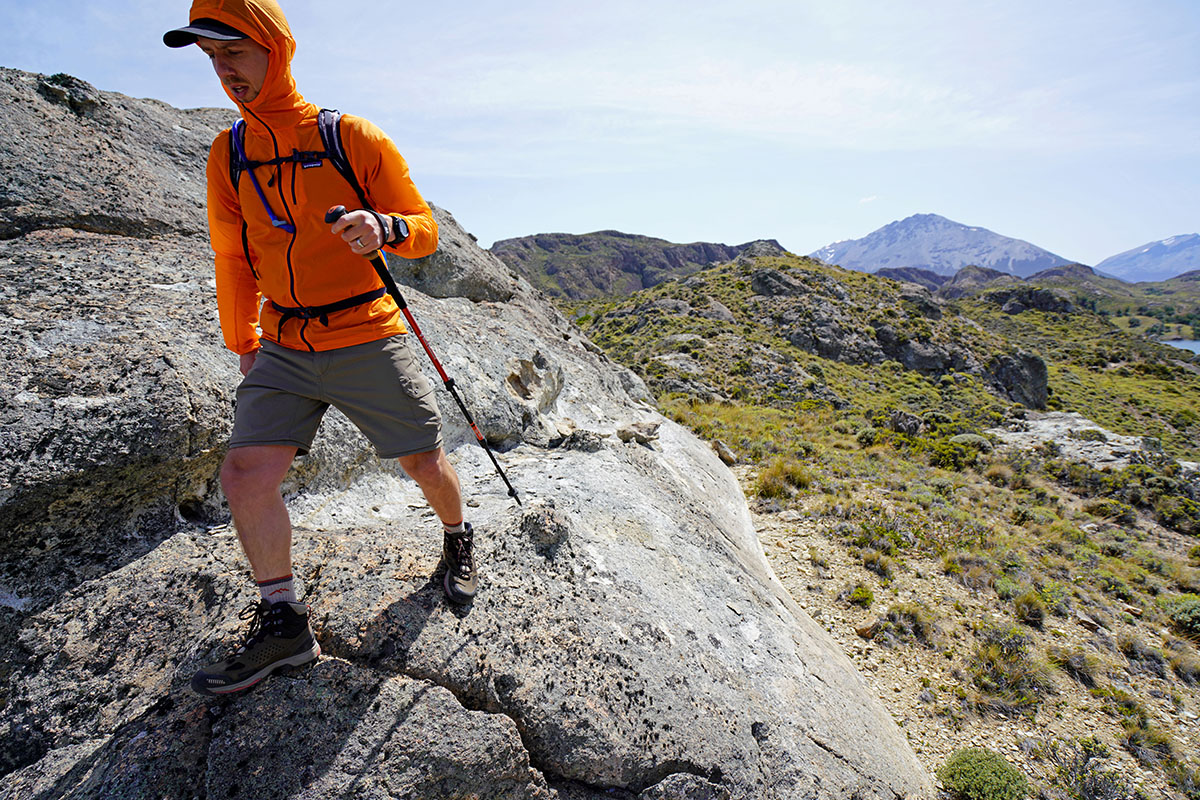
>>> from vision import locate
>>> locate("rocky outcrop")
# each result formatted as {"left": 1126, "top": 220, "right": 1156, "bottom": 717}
{"left": 988, "top": 350, "right": 1049, "bottom": 410}
{"left": 984, "top": 286, "right": 1076, "bottom": 315}
{"left": 0, "top": 69, "right": 932, "bottom": 799}
{"left": 935, "top": 264, "right": 1024, "bottom": 299}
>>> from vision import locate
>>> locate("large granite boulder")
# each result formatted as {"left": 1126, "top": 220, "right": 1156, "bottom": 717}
{"left": 0, "top": 69, "right": 932, "bottom": 799}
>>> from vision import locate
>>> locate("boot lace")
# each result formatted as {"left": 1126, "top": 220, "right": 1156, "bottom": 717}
{"left": 232, "top": 600, "right": 278, "bottom": 655}
{"left": 451, "top": 532, "right": 474, "bottom": 577}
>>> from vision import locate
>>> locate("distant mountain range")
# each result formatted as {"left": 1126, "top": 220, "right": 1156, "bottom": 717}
{"left": 811, "top": 214, "right": 1200, "bottom": 284}
{"left": 491, "top": 215, "right": 1199, "bottom": 301}
{"left": 490, "top": 231, "right": 783, "bottom": 300}
{"left": 1095, "top": 234, "right": 1200, "bottom": 283}
{"left": 809, "top": 214, "right": 1071, "bottom": 278}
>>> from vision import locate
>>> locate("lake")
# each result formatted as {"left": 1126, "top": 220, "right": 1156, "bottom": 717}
{"left": 1162, "top": 340, "right": 1200, "bottom": 354}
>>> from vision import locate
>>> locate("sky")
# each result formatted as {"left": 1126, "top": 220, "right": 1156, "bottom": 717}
{"left": 2, "top": 0, "right": 1198, "bottom": 265}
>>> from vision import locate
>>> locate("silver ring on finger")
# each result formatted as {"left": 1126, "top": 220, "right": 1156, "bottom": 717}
{"left": 355, "top": 237, "right": 364, "bottom": 248}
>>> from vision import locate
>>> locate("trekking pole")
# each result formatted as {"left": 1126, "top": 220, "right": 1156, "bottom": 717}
{"left": 325, "top": 206, "right": 521, "bottom": 506}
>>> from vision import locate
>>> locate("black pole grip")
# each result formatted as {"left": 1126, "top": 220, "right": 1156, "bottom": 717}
{"left": 325, "top": 205, "right": 347, "bottom": 224}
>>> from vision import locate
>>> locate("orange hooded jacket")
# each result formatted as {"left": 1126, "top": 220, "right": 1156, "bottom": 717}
{"left": 197, "top": 0, "right": 438, "bottom": 354}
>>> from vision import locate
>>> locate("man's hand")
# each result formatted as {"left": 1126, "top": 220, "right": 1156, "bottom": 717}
{"left": 239, "top": 349, "right": 258, "bottom": 377}
{"left": 329, "top": 207, "right": 384, "bottom": 255}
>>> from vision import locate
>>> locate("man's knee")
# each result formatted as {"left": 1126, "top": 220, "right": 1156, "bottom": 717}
{"left": 398, "top": 449, "right": 451, "bottom": 485}
{"left": 221, "top": 446, "right": 294, "bottom": 501}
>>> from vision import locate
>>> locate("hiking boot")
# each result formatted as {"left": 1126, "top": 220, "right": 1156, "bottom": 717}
{"left": 190, "top": 600, "right": 320, "bottom": 696}
{"left": 443, "top": 523, "right": 478, "bottom": 604}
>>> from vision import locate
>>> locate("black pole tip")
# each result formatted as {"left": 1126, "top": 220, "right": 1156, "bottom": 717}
{"left": 324, "top": 205, "right": 347, "bottom": 224}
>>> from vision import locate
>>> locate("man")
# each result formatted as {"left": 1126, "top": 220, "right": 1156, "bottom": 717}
{"left": 164, "top": 0, "right": 478, "bottom": 697}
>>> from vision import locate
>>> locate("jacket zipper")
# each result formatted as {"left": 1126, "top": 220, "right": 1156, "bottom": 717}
{"left": 245, "top": 106, "right": 313, "bottom": 352}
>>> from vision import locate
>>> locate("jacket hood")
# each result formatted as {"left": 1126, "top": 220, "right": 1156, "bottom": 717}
{"left": 188, "top": 0, "right": 306, "bottom": 124}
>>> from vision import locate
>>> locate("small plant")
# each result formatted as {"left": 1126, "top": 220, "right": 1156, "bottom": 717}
{"left": 995, "top": 577, "right": 1023, "bottom": 601}
{"left": 1047, "top": 646, "right": 1101, "bottom": 687}
{"left": 1159, "top": 593, "right": 1200, "bottom": 639}
{"left": 1013, "top": 590, "right": 1047, "bottom": 628}
{"left": 970, "top": 624, "right": 1055, "bottom": 716}
{"left": 1118, "top": 635, "right": 1167, "bottom": 678}
{"left": 937, "top": 747, "right": 1029, "bottom": 800}
{"left": 847, "top": 583, "right": 874, "bottom": 608}
{"left": 862, "top": 549, "right": 895, "bottom": 582}
{"left": 871, "top": 602, "right": 939, "bottom": 648}
{"left": 984, "top": 463, "right": 1014, "bottom": 487}
{"left": 1049, "top": 736, "right": 1146, "bottom": 800}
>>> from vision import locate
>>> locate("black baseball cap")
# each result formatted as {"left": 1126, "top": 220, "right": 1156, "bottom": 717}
{"left": 163, "top": 17, "right": 247, "bottom": 48}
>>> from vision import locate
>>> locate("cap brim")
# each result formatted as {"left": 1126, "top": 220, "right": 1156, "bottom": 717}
{"left": 163, "top": 19, "right": 246, "bottom": 48}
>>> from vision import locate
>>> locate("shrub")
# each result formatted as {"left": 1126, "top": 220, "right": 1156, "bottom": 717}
{"left": 847, "top": 583, "right": 874, "bottom": 608}
{"left": 1159, "top": 593, "right": 1200, "bottom": 639}
{"left": 984, "top": 463, "right": 1014, "bottom": 487}
{"left": 1050, "top": 737, "right": 1145, "bottom": 800}
{"left": 1154, "top": 495, "right": 1200, "bottom": 535}
{"left": 1047, "top": 646, "right": 1101, "bottom": 687}
{"left": 970, "top": 624, "right": 1054, "bottom": 716}
{"left": 937, "top": 747, "right": 1029, "bottom": 800}
{"left": 1083, "top": 499, "right": 1137, "bottom": 525}
{"left": 872, "top": 602, "right": 939, "bottom": 648}
{"left": 1014, "top": 591, "right": 1047, "bottom": 628}
{"left": 1189, "top": 544, "right": 1200, "bottom": 566}
{"left": 994, "top": 577, "right": 1024, "bottom": 601}
{"left": 1038, "top": 581, "right": 1072, "bottom": 616}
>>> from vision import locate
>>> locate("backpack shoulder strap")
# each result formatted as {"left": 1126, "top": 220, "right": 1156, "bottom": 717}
{"left": 317, "top": 108, "right": 372, "bottom": 210}
{"left": 228, "top": 119, "right": 247, "bottom": 191}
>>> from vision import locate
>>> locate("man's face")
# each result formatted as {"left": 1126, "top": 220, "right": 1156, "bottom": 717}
{"left": 196, "top": 36, "right": 270, "bottom": 104}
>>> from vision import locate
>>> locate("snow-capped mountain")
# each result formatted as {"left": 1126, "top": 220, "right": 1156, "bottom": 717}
{"left": 1094, "top": 234, "right": 1200, "bottom": 283}
{"left": 809, "top": 213, "right": 1072, "bottom": 278}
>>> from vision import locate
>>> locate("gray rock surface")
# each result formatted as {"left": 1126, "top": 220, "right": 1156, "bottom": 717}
{"left": 0, "top": 68, "right": 932, "bottom": 799}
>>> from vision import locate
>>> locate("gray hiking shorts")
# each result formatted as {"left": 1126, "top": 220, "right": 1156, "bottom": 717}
{"left": 230, "top": 335, "right": 442, "bottom": 459}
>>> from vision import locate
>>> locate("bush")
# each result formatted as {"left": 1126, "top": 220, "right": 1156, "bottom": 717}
{"left": 1050, "top": 737, "right": 1145, "bottom": 800}
{"left": 1047, "top": 646, "right": 1101, "bottom": 687}
{"left": 847, "top": 583, "right": 874, "bottom": 608}
{"left": 1159, "top": 594, "right": 1200, "bottom": 638}
{"left": 1083, "top": 499, "right": 1137, "bottom": 525}
{"left": 1014, "top": 591, "right": 1047, "bottom": 628}
{"left": 937, "top": 747, "right": 1029, "bottom": 800}
{"left": 970, "top": 624, "right": 1054, "bottom": 716}
{"left": 755, "top": 457, "right": 812, "bottom": 499}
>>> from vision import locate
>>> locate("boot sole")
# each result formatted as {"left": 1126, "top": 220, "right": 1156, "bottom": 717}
{"left": 190, "top": 640, "right": 321, "bottom": 697}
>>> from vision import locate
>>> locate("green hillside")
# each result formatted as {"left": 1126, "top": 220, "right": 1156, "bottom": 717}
{"left": 564, "top": 252, "right": 1200, "bottom": 796}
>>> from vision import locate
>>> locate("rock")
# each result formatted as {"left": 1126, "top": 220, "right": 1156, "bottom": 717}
{"left": 889, "top": 410, "right": 924, "bottom": 436}
{"left": 988, "top": 350, "right": 1048, "bottom": 409}
{"left": 0, "top": 68, "right": 234, "bottom": 239}
{"left": 856, "top": 620, "right": 882, "bottom": 639}
{"left": 617, "top": 421, "right": 662, "bottom": 444}
{"left": 750, "top": 268, "right": 806, "bottom": 297}
{"left": 394, "top": 204, "right": 521, "bottom": 303}
{"left": 712, "top": 440, "right": 738, "bottom": 465}
{"left": 0, "top": 67, "right": 933, "bottom": 799}
{"left": 986, "top": 286, "right": 1076, "bottom": 315}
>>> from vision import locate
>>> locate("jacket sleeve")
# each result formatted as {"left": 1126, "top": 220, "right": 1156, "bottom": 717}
{"left": 206, "top": 131, "right": 263, "bottom": 355}
{"left": 341, "top": 115, "right": 439, "bottom": 259}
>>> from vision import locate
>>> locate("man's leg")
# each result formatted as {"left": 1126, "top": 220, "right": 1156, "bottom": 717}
{"left": 192, "top": 443, "right": 319, "bottom": 696}
{"left": 220, "top": 444, "right": 298, "bottom": 582}
{"left": 397, "top": 447, "right": 462, "bottom": 526}
{"left": 398, "top": 448, "right": 477, "bottom": 604}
